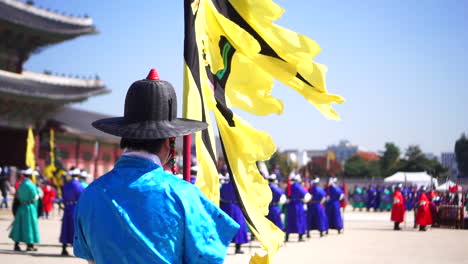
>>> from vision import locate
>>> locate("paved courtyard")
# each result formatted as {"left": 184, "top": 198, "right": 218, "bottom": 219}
{"left": 1, "top": 207, "right": 467, "bottom": 264}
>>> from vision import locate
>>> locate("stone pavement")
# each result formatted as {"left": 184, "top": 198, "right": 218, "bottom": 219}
{"left": 1, "top": 207, "right": 467, "bottom": 264}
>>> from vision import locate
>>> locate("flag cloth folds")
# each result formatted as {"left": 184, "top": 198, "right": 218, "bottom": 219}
{"left": 44, "top": 129, "right": 57, "bottom": 179}
{"left": 25, "top": 126, "right": 36, "bottom": 184}
{"left": 183, "top": 0, "right": 344, "bottom": 263}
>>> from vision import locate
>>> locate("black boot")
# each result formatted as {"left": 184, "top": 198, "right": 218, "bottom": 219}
{"left": 298, "top": 234, "right": 304, "bottom": 242}
{"left": 394, "top": 222, "right": 401, "bottom": 230}
{"left": 419, "top": 225, "right": 427, "bottom": 232}
{"left": 14, "top": 242, "right": 21, "bottom": 251}
{"left": 285, "top": 233, "right": 289, "bottom": 242}
{"left": 235, "top": 244, "right": 244, "bottom": 254}
{"left": 61, "top": 244, "right": 69, "bottom": 256}
{"left": 320, "top": 231, "right": 324, "bottom": 237}
{"left": 26, "top": 244, "right": 37, "bottom": 251}
{"left": 306, "top": 230, "right": 310, "bottom": 238}
{"left": 338, "top": 229, "right": 342, "bottom": 234}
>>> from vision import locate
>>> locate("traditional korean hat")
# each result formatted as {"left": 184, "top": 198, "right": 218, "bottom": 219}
{"left": 290, "top": 174, "right": 302, "bottom": 183}
{"left": 310, "top": 177, "right": 320, "bottom": 184}
{"left": 92, "top": 69, "right": 208, "bottom": 139}
{"left": 21, "top": 168, "right": 39, "bottom": 176}
{"left": 80, "top": 170, "right": 90, "bottom": 178}
{"left": 68, "top": 167, "right": 81, "bottom": 176}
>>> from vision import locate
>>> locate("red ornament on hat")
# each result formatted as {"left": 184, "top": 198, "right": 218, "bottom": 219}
{"left": 146, "top": 69, "right": 160, "bottom": 81}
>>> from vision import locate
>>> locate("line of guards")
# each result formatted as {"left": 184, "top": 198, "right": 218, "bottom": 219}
{"left": 219, "top": 173, "right": 345, "bottom": 254}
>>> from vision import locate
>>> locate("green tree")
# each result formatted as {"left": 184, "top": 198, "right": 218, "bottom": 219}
{"left": 266, "top": 151, "right": 295, "bottom": 179}
{"left": 344, "top": 155, "right": 380, "bottom": 178}
{"left": 380, "top": 143, "right": 400, "bottom": 177}
{"left": 455, "top": 133, "right": 468, "bottom": 177}
{"left": 398, "top": 145, "right": 447, "bottom": 178}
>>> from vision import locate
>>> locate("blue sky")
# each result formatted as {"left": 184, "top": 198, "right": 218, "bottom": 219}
{"left": 25, "top": 0, "right": 467, "bottom": 156}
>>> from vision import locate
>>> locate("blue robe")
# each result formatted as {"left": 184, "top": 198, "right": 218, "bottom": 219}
{"left": 60, "top": 178, "right": 84, "bottom": 244}
{"left": 405, "top": 189, "right": 415, "bottom": 211}
{"left": 220, "top": 182, "right": 248, "bottom": 244}
{"left": 366, "top": 187, "right": 377, "bottom": 209}
{"left": 286, "top": 183, "right": 307, "bottom": 234}
{"left": 74, "top": 156, "right": 238, "bottom": 264}
{"left": 326, "top": 185, "right": 343, "bottom": 230}
{"left": 266, "top": 183, "right": 284, "bottom": 230}
{"left": 307, "top": 185, "right": 328, "bottom": 232}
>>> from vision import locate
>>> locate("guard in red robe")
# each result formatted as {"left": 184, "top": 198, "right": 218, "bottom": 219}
{"left": 415, "top": 187, "right": 432, "bottom": 231}
{"left": 390, "top": 184, "right": 405, "bottom": 230}
{"left": 42, "top": 180, "right": 56, "bottom": 219}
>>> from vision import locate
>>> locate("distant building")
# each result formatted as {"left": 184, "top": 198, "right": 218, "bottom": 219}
{"left": 441, "top": 152, "right": 459, "bottom": 179}
{"left": 0, "top": 1, "right": 111, "bottom": 175}
{"left": 424, "top": 153, "right": 437, "bottom": 161}
{"left": 327, "top": 140, "right": 358, "bottom": 163}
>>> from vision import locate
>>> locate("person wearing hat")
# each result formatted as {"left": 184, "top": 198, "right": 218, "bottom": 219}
{"left": 41, "top": 179, "right": 56, "bottom": 219}
{"left": 366, "top": 184, "right": 377, "bottom": 212}
{"left": 60, "top": 167, "right": 85, "bottom": 255}
{"left": 391, "top": 184, "right": 405, "bottom": 230}
{"left": 220, "top": 173, "right": 248, "bottom": 254}
{"left": 266, "top": 174, "right": 286, "bottom": 230}
{"left": 79, "top": 170, "right": 90, "bottom": 188}
{"left": 9, "top": 168, "right": 40, "bottom": 252}
{"left": 285, "top": 174, "right": 310, "bottom": 242}
{"left": 73, "top": 70, "right": 239, "bottom": 263}
{"left": 415, "top": 186, "right": 432, "bottom": 231}
{"left": 307, "top": 178, "right": 328, "bottom": 237}
{"left": 325, "top": 177, "right": 344, "bottom": 234}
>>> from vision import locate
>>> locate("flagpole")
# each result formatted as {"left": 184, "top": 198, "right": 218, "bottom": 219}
{"left": 183, "top": 135, "right": 191, "bottom": 182}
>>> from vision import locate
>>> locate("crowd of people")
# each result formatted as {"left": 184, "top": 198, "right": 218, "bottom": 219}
{"left": 1, "top": 70, "right": 467, "bottom": 263}
{"left": 218, "top": 168, "right": 347, "bottom": 254}
{"left": 0, "top": 165, "right": 91, "bottom": 253}
{"left": 350, "top": 183, "right": 468, "bottom": 231}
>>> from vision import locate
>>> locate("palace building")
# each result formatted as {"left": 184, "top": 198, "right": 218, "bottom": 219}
{"left": 0, "top": 0, "right": 119, "bottom": 177}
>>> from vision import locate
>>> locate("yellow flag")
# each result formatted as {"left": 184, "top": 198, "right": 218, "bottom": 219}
{"left": 25, "top": 126, "right": 36, "bottom": 184}
{"left": 183, "top": 1, "right": 344, "bottom": 263}
{"left": 328, "top": 151, "right": 336, "bottom": 161}
{"left": 44, "top": 129, "right": 57, "bottom": 179}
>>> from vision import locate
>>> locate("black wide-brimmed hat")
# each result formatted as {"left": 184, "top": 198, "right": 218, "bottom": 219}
{"left": 92, "top": 69, "right": 207, "bottom": 139}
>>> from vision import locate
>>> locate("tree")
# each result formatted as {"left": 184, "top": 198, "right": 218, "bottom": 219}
{"left": 344, "top": 155, "right": 380, "bottom": 178}
{"left": 398, "top": 145, "right": 447, "bottom": 178}
{"left": 455, "top": 133, "right": 468, "bottom": 177}
{"left": 379, "top": 143, "right": 400, "bottom": 177}
{"left": 266, "top": 151, "right": 295, "bottom": 179}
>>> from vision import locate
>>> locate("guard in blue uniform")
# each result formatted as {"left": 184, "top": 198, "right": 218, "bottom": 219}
{"left": 60, "top": 168, "right": 84, "bottom": 256}
{"left": 307, "top": 178, "right": 328, "bottom": 237}
{"left": 73, "top": 70, "right": 238, "bottom": 264}
{"left": 366, "top": 184, "right": 377, "bottom": 211}
{"left": 266, "top": 174, "right": 286, "bottom": 229}
{"left": 285, "top": 174, "right": 310, "bottom": 242}
{"left": 220, "top": 174, "right": 249, "bottom": 254}
{"left": 326, "top": 177, "right": 344, "bottom": 234}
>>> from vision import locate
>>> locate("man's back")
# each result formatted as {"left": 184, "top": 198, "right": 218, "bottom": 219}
{"left": 74, "top": 156, "right": 238, "bottom": 264}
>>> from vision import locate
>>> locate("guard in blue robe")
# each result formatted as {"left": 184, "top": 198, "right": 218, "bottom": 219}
{"left": 307, "top": 178, "right": 328, "bottom": 237}
{"left": 285, "top": 174, "right": 309, "bottom": 242}
{"left": 366, "top": 185, "right": 377, "bottom": 211}
{"left": 220, "top": 177, "right": 248, "bottom": 254}
{"left": 405, "top": 186, "right": 415, "bottom": 211}
{"left": 60, "top": 168, "right": 84, "bottom": 255}
{"left": 326, "top": 178, "right": 344, "bottom": 233}
{"left": 73, "top": 70, "right": 239, "bottom": 264}
{"left": 375, "top": 185, "right": 382, "bottom": 211}
{"left": 266, "top": 174, "right": 285, "bottom": 230}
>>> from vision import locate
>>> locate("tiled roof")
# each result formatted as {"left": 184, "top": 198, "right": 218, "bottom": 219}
{"left": 51, "top": 106, "right": 119, "bottom": 142}
{"left": 0, "top": 0, "right": 97, "bottom": 35}
{"left": 0, "top": 69, "right": 110, "bottom": 102}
